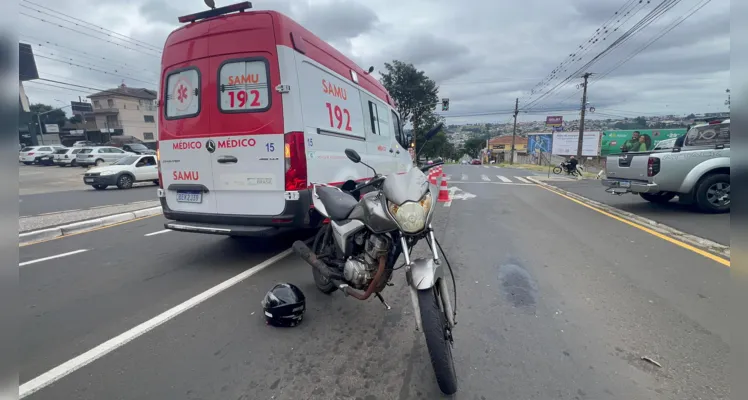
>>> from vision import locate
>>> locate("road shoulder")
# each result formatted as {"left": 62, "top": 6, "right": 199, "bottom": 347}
{"left": 527, "top": 176, "right": 730, "bottom": 262}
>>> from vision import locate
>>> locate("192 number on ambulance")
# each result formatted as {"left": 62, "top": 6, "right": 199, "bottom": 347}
{"left": 228, "top": 90, "right": 261, "bottom": 108}
{"left": 326, "top": 102, "right": 352, "bottom": 131}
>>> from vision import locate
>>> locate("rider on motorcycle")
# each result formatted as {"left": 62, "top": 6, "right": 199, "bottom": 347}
{"left": 564, "top": 156, "right": 578, "bottom": 174}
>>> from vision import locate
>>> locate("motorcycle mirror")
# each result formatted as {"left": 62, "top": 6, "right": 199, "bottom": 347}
{"left": 425, "top": 123, "right": 444, "bottom": 140}
{"left": 344, "top": 149, "right": 361, "bottom": 163}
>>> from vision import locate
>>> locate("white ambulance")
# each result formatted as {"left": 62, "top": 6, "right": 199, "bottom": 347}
{"left": 157, "top": 3, "right": 413, "bottom": 237}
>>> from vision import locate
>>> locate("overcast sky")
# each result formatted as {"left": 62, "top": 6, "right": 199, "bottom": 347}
{"left": 20, "top": 0, "right": 729, "bottom": 123}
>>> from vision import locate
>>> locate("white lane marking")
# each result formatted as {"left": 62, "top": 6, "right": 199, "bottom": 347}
{"left": 461, "top": 174, "right": 468, "bottom": 181}
{"left": 514, "top": 176, "right": 531, "bottom": 183}
{"left": 444, "top": 174, "right": 452, "bottom": 181}
{"left": 481, "top": 174, "right": 491, "bottom": 181}
{"left": 483, "top": 165, "right": 489, "bottom": 169}
{"left": 19, "top": 248, "right": 294, "bottom": 398}
{"left": 496, "top": 175, "right": 512, "bottom": 183}
{"left": 19, "top": 249, "right": 89, "bottom": 267}
{"left": 144, "top": 229, "right": 171, "bottom": 237}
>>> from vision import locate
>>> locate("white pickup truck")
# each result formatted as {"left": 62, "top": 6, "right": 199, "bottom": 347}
{"left": 602, "top": 120, "right": 730, "bottom": 213}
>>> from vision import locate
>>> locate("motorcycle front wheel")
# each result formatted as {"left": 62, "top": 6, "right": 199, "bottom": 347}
{"left": 418, "top": 286, "right": 457, "bottom": 395}
{"left": 552, "top": 166, "right": 562, "bottom": 174}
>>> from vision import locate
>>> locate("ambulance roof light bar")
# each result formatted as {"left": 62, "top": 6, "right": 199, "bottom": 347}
{"left": 178, "top": 2, "right": 252, "bottom": 24}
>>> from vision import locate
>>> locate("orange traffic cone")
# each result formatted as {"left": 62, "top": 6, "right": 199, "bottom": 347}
{"left": 437, "top": 173, "right": 450, "bottom": 202}
{"left": 429, "top": 171, "right": 437, "bottom": 185}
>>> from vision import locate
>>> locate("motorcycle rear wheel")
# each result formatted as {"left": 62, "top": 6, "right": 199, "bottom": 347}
{"left": 552, "top": 166, "right": 562, "bottom": 174}
{"left": 418, "top": 286, "right": 457, "bottom": 395}
{"left": 312, "top": 224, "right": 337, "bottom": 294}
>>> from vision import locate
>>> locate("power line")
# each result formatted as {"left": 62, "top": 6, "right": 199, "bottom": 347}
{"left": 21, "top": 0, "right": 162, "bottom": 52}
{"left": 22, "top": 49, "right": 158, "bottom": 86}
{"left": 20, "top": 12, "right": 161, "bottom": 58}
{"left": 21, "top": 47, "right": 157, "bottom": 85}
{"left": 522, "top": 0, "right": 686, "bottom": 111}
{"left": 593, "top": 0, "right": 713, "bottom": 83}
{"left": 21, "top": 36, "right": 158, "bottom": 76}
{"left": 522, "top": 0, "right": 648, "bottom": 104}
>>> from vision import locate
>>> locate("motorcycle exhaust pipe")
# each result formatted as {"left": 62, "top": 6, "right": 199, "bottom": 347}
{"left": 291, "top": 240, "right": 342, "bottom": 280}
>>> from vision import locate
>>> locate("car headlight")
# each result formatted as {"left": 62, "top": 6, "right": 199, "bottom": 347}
{"left": 99, "top": 170, "right": 116, "bottom": 176}
{"left": 388, "top": 192, "right": 432, "bottom": 233}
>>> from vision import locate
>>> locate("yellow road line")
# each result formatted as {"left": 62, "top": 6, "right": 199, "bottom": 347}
{"left": 536, "top": 185, "right": 730, "bottom": 267}
{"left": 20, "top": 214, "right": 160, "bottom": 247}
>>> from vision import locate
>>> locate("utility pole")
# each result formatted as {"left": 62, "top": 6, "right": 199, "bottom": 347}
{"left": 576, "top": 72, "right": 592, "bottom": 158}
{"left": 510, "top": 97, "right": 519, "bottom": 165}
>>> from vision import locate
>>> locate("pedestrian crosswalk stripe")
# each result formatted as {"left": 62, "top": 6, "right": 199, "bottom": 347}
{"left": 461, "top": 174, "right": 468, "bottom": 181}
{"left": 481, "top": 174, "right": 491, "bottom": 181}
{"left": 496, "top": 175, "right": 512, "bottom": 182}
{"left": 514, "top": 176, "right": 531, "bottom": 183}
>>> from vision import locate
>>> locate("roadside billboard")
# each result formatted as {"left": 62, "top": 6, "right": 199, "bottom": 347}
{"left": 545, "top": 116, "right": 563, "bottom": 127}
{"left": 552, "top": 131, "right": 601, "bottom": 156}
{"left": 527, "top": 133, "right": 552, "bottom": 154}
{"left": 600, "top": 129, "right": 686, "bottom": 156}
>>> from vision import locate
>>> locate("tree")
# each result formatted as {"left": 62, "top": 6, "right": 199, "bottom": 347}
{"left": 30, "top": 103, "right": 67, "bottom": 132}
{"left": 463, "top": 137, "right": 484, "bottom": 158}
{"left": 380, "top": 60, "right": 440, "bottom": 157}
{"left": 69, "top": 115, "right": 83, "bottom": 124}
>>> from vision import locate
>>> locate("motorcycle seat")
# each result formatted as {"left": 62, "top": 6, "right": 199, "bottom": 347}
{"left": 316, "top": 186, "right": 358, "bottom": 221}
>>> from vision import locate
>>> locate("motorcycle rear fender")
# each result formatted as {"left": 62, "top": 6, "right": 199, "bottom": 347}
{"left": 406, "top": 258, "right": 443, "bottom": 290}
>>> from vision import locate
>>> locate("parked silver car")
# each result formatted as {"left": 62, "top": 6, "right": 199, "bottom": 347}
{"left": 75, "top": 146, "right": 135, "bottom": 167}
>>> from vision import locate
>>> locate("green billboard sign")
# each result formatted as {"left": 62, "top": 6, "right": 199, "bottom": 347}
{"left": 600, "top": 129, "right": 686, "bottom": 156}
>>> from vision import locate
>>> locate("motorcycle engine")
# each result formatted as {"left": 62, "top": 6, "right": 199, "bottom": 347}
{"left": 344, "top": 233, "right": 390, "bottom": 289}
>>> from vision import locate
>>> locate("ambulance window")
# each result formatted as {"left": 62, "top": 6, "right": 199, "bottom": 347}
{"left": 376, "top": 103, "right": 390, "bottom": 137}
{"left": 391, "top": 111, "right": 406, "bottom": 147}
{"left": 165, "top": 68, "right": 200, "bottom": 119}
{"left": 218, "top": 58, "right": 271, "bottom": 113}
{"left": 367, "top": 101, "right": 379, "bottom": 134}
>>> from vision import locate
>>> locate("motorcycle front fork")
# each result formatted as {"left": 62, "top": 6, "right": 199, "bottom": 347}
{"left": 402, "top": 227, "right": 456, "bottom": 332}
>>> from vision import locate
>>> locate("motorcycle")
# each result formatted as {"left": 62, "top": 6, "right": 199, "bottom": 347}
{"left": 552, "top": 161, "right": 581, "bottom": 176}
{"left": 292, "top": 123, "right": 459, "bottom": 395}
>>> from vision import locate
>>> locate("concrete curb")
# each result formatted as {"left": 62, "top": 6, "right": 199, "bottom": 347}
{"left": 20, "top": 206, "right": 163, "bottom": 245}
{"left": 526, "top": 177, "right": 731, "bottom": 260}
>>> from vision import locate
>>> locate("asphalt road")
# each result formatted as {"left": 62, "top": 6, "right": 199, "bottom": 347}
{"left": 20, "top": 185, "right": 159, "bottom": 217}
{"left": 21, "top": 165, "right": 729, "bottom": 400}
{"left": 543, "top": 178, "right": 729, "bottom": 245}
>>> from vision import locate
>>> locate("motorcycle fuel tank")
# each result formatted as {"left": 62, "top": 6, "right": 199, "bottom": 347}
{"left": 348, "top": 191, "right": 398, "bottom": 234}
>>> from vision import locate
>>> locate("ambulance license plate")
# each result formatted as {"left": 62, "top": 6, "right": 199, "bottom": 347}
{"left": 176, "top": 191, "right": 202, "bottom": 203}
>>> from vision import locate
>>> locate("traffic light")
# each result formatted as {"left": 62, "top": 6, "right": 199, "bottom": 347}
{"left": 441, "top": 98, "right": 449, "bottom": 111}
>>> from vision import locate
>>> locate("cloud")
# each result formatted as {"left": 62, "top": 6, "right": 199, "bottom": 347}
{"left": 19, "top": 0, "right": 729, "bottom": 124}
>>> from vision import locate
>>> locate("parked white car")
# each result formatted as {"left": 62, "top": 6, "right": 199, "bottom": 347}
{"left": 53, "top": 147, "right": 86, "bottom": 167}
{"left": 75, "top": 146, "right": 135, "bottom": 167}
{"left": 83, "top": 154, "right": 160, "bottom": 190}
{"left": 19, "top": 146, "right": 66, "bottom": 165}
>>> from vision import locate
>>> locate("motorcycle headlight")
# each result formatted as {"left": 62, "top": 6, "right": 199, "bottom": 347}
{"left": 388, "top": 192, "right": 432, "bottom": 233}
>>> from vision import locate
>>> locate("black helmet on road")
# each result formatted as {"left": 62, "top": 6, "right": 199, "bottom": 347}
{"left": 262, "top": 283, "right": 306, "bottom": 327}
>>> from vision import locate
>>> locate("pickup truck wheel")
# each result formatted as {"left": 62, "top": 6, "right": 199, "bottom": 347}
{"left": 116, "top": 174, "right": 134, "bottom": 189}
{"left": 640, "top": 192, "right": 676, "bottom": 204}
{"left": 695, "top": 174, "right": 730, "bottom": 213}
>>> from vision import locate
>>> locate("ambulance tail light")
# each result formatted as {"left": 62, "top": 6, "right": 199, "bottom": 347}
{"left": 284, "top": 132, "right": 307, "bottom": 191}
{"left": 156, "top": 146, "right": 163, "bottom": 189}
